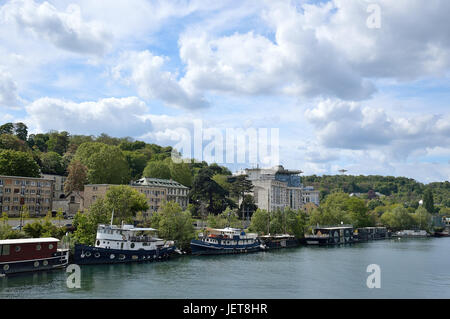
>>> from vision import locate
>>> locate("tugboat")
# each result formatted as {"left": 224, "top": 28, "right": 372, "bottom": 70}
{"left": 0, "top": 238, "right": 69, "bottom": 276}
{"left": 258, "top": 234, "right": 300, "bottom": 249}
{"left": 190, "top": 227, "right": 264, "bottom": 255}
{"left": 73, "top": 223, "right": 177, "bottom": 265}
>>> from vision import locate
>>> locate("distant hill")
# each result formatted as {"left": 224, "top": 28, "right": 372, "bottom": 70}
{"left": 302, "top": 174, "right": 450, "bottom": 208}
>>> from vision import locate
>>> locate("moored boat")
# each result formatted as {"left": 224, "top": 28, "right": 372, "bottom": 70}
{"left": 392, "top": 230, "right": 429, "bottom": 238}
{"left": 305, "top": 225, "right": 354, "bottom": 245}
{"left": 190, "top": 227, "right": 264, "bottom": 255}
{"left": 0, "top": 237, "right": 69, "bottom": 276}
{"left": 258, "top": 234, "right": 300, "bottom": 249}
{"left": 73, "top": 224, "right": 177, "bottom": 265}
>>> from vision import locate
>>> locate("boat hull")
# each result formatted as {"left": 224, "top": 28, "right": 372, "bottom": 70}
{"left": 261, "top": 239, "right": 300, "bottom": 249}
{"left": 190, "top": 240, "right": 262, "bottom": 255}
{"left": 72, "top": 244, "right": 176, "bottom": 265}
{"left": 0, "top": 250, "right": 69, "bottom": 276}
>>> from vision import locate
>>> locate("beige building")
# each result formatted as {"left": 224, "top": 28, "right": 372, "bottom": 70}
{"left": 41, "top": 174, "right": 67, "bottom": 200}
{"left": 52, "top": 191, "right": 83, "bottom": 217}
{"left": 0, "top": 175, "right": 54, "bottom": 217}
{"left": 82, "top": 178, "right": 189, "bottom": 215}
{"left": 235, "top": 165, "right": 320, "bottom": 212}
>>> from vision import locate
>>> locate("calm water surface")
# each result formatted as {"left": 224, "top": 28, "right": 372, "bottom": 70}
{"left": 1, "top": 237, "right": 450, "bottom": 299}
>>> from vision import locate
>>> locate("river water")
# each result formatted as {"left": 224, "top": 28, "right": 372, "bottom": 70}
{"left": 1, "top": 237, "right": 450, "bottom": 299}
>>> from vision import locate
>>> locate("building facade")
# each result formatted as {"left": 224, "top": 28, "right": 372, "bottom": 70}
{"left": 41, "top": 174, "right": 67, "bottom": 200}
{"left": 82, "top": 178, "right": 189, "bottom": 215}
{"left": 235, "top": 165, "right": 320, "bottom": 212}
{"left": 0, "top": 175, "right": 54, "bottom": 217}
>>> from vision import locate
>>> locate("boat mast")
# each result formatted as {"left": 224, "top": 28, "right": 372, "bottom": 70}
{"left": 110, "top": 208, "right": 114, "bottom": 226}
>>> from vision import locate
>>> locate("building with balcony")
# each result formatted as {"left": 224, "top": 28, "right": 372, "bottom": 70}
{"left": 0, "top": 175, "right": 54, "bottom": 217}
{"left": 234, "top": 165, "right": 320, "bottom": 212}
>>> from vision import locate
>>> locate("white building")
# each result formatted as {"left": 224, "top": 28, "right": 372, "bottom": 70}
{"left": 235, "top": 165, "right": 320, "bottom": 212}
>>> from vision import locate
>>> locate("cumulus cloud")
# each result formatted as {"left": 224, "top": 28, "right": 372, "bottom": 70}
{"left": 25, "top": 97, "right": 152, "bottom": 136}
{"left": 178, "top": 24, "right": 375, "bottom": 101}
{"left": 0, "top": 69, "right": 20, "bottom": 108}
{"left": 1, "top": 0, "right": 113, "bottom": 56}
{"left": 174, "top": 0, "right": 450, "bottom": 102}
{"left": 112, "top": 50, "right": 209, "bottom": 109}
{"left": 305, "top": 99, "right": 450, "bottom": 160}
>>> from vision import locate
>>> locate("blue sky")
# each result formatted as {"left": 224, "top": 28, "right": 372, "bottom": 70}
{"left": 0, "top": 0, "right": 449, "bottom": 183}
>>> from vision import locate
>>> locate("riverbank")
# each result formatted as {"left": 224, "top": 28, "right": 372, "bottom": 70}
{"left": 1, "top": 237, "right": 449, "bottom": 299}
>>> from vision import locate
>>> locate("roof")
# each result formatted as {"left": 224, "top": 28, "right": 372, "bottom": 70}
{"left": 132, "top": 177, "right": 188, "bottom": 188}
{"left": 0, "top": 175, "right": 54, "bottom": 182}
{"left": 0, "top": 237, "right": 60, "bottom": 245}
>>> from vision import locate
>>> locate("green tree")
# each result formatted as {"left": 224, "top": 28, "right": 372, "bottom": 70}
{"left": 413, "top": 206, "right": 432, "bottom": 231}
{"left": 75, "top": 142, "right": 130, "bottom": 184}
{"left": 46, "top": 131, "right": 70, "bottom": 155}
{"left": 249, "top": 209, "right": 270, "bottom": 235}
{"left": 143, "top": 161, "right": 171, "bottom": 179}
{"left": 103, "top": 185, "right": 149, "bottom": 223}
{"left": 0, "top": 134, "right": 29, "bottom": 151}
{"left": 72, "top": 200, "right": 110, "bottom": 245}
{"left": 229, "top": 175, "right": 254, "bottom": 220}
{"left": 23, "top": 219, "right": 65, "bottom": 238}
{"left": 380, "top": 206, "right": 415, "bottom": 231}
{"left": 0, "top": 123, "right": 14, "bottom": 135}
{"left": 150, "top": 201, "right": 195, "bottom": 251}
{"left": 40, "top": 151, "right": 65, "bottom": 175}
{"left": 14, "top": 122, "right": 28, "bottom": 141}
{"left": 0, "top": 150, "right": 40, "bottom": 177}
{"left": 423, "top": 189, "right": 435, "bottom": 214}
{"left": 189, "top": 167, "right": 230, "bottom": 215}
{"left": 123, "top": 150, "right": 147, "bottom": 180}
{"left": 169, "top": 162, "right": 193, "bottom": 187}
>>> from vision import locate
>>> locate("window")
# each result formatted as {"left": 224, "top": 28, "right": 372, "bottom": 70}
{"left": 48, "top": 244, "right": 54, "bottom": 250}
{"left": 15, "top": 245, "right": 21, "bottom": 252}
{"left": 36, "top": 244, "right": 41, "bottom": 251}
{"left": 1, "top": 245, "right": 10, "bottom": 256}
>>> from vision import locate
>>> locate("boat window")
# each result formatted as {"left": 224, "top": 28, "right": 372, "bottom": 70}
{"left": 36, "top": 244, "right": 41, "bottom": 251}
{"left": 2, "top": 245, "right": 10, "bottom": 255}
{"left": 48, "top": 244, "right": 53, "bottom": 250}
{"left": 15, "top": 245, "right": 21, "bottom": 252}
{"left": 131, "top": 243, "right": 135, "bottom": 249}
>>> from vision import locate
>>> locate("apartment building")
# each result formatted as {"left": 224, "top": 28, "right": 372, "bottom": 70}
{"left": 82, "top": 178, "right": 189, "bottom": 215}
{"left": 41, "top": 174, "right": 67, "bottom": 200}
{"left": 0, "top": 175, "right": 54, "bottom": 217}
{"left": 234, "top": 165, "right": 320, "bottom": 212}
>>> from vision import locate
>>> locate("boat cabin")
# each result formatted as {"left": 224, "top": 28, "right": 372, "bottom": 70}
{"left": 95, "top": 224, "right": 166, "bottom": 251}
{"left": 306, "top": 225, "right": 354, "bottom": 245}
{"left": 0, "top": 238, "right": 60, "bottom": 263}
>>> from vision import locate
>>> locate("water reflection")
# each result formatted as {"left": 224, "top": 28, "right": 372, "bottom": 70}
{"left": 2, "top": 238, "right": 450, "bottom": 298}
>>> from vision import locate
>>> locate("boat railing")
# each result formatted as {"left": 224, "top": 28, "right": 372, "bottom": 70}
{"left": 313, "top": 224, "right": 353, "bottom": 229}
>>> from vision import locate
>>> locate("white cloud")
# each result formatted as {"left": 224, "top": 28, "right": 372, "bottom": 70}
{"left": 1, "top": 0, "right": 113, "bottom": 56}
{"left": 25, "top": 96, "right": 152, "bottom": 136}
{"left": 305, "top": 99, "right": 450, "bottom": 160}
{"left": 112, "top": 50, "right": 209, "bottom": 109}
{"left": 0, "top": 69, "right": 21, "bottom": 108}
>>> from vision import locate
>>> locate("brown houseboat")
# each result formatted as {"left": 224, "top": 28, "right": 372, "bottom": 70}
{"left": 0, "top": 238, "right": 69, "bottom": 276}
